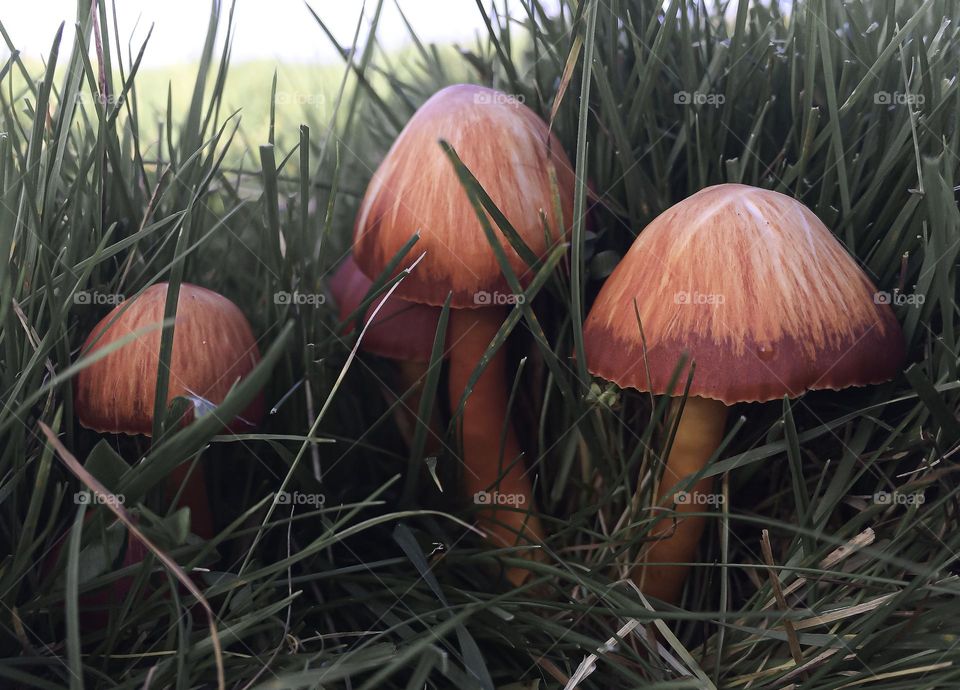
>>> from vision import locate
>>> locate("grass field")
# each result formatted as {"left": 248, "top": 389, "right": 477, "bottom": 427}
{"left": 2, "top": 0, "right": 960, "bottom": 688}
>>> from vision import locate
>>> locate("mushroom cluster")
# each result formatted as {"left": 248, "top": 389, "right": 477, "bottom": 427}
{"left": 70, "top": 87, "right": 907, "bottom": 608}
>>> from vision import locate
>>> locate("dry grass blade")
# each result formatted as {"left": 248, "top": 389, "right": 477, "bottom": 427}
{"left": 548, "top": 32, "right": 582, "bottom": 133}
{"left": 793, "top": 593, "right": 899, "bottom": 630}
{"left": 762, "top": 527, "right": 876, "bottom": 609}
{"left": 564, "top": 618, "right": 642, "bottom": 689}
{"left": 760, "top": 529, "right": 805, "bottom": 676}
{"left": 835, "top": 662, "right": 954, "bottom": 688}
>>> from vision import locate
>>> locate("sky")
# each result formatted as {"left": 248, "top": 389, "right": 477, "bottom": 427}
{"left": 1, "top": 1, "right": 560, "bottom": 68}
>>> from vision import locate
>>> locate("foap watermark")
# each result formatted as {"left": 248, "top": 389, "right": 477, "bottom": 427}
{"left": 873, "top": 490, "right": 925, "bottom": 507}
{"left": 474, "top": 490, "right": 527, "bottom": 507}
{"left": 474, "top": 290, "right": 525, "bottom": 306}
{"left": 75, "top": 92, "right": 126, "bottom": 107}
{"left": 74, "top": 290, "right": 125, "bottom": 306}
{"left": 473, "top": 91, "right": 525, "bottom": 106}
{"left": 275, "top": 91, "right": 326, "bottom": 107}
{"left": 74, "top": 491, "right": 125, "bottom": 507}
{"left": 674, "top": 290, "right": 724, "bottom": 305}
{"left": 275, "top": 491, "right": 326, "bottom": 507}
{"left": 873, "top": 289, "right": 924, "bottom": 307}
{"left": 674, "top": 90, "right": 725, "bottom": 107}
{"left": 274, "top": 290, "right": 326, "bottom": 307}
{"left": 874, "top": 91, "right": 925, "bottom": 107}
{"left": 674, "top": 490, "right": 725, "bottom": 506}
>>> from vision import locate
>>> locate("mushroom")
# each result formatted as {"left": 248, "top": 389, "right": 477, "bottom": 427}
{"left": 329, "top": 255, "right": 443, "bottom": 447}
{"left": 583, "top": 183, "right": 905, "bottom": 603}
{"left": 353, "top": 84, "right": 575, "bottom": 580}
{"left": 75, "top": 282, "right": 264, "bottom": 539}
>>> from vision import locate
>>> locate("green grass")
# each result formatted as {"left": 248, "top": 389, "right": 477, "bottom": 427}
{"left": 1, "top": 0, "right": 959, "bottom": 687}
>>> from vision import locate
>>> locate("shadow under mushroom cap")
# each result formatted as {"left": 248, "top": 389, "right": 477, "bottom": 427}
{"left": 329, "top": 256, "right": 441, "bottom": 364}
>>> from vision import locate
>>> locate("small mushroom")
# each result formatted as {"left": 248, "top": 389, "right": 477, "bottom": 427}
{"left": 583, "top": 183, "right": 905, "bottom": 603}
{"left": 353, "top": 84, "right": 575, "bottom": 582}
{"left": 75, "top": 282, "right": 264, "bottom": 539}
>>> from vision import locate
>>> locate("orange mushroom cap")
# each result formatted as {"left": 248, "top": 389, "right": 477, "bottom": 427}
{"left": 75, "top": 283, "right": 264, "bottom": 435}
{"left": 583, "top": 184, "right": 906, "bottom": 404}
{"left": 329, "top": 256, "right": 442, "bottom": 363}
{"left": 353, "top": 83, "right": 575, "bottom": 307}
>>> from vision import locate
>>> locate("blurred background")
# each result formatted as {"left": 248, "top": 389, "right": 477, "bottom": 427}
{"left": 3, "top": 1, "right": 560, "bottom": 66}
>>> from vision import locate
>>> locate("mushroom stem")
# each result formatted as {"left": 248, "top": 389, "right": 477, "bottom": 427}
{"left": 167, "top": 462, "right": 214, "bottom": 540}
{"left": 447, "top": 306, "right": 544, "bottom": 584}
{"left": 392, "top": 359, "right": 444, "bottom": 469}
{"left": 637, "top": 396, "right": 727, "bottom": 603}
{"left": 396, "top": 360, "right": 429, "bottom": 403}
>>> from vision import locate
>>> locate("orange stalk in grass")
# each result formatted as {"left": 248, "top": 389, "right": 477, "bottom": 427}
{"left": 352, "top": 84, "right": 575, "bottom": 583}
{"left": 446, "top": 306, "right": 535, "bottom": 566}
{"left": 74, "top": 282, "right": 264, "bottom": 539}
{"left": 583, "top": 184, "right": 905, "bottom": 603}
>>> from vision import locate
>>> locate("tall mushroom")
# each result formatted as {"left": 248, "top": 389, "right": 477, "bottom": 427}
{"left": 75, "top": 282, "right": 263, "bottom": 539}
{"left": 583, "top": 183, "right": 905, "bottom": 603}
{"left": 353, "top": 84, "right": 575, "bottom": 580}
{"left": 329, "top": 255, "right": 443, "bottom": 446}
